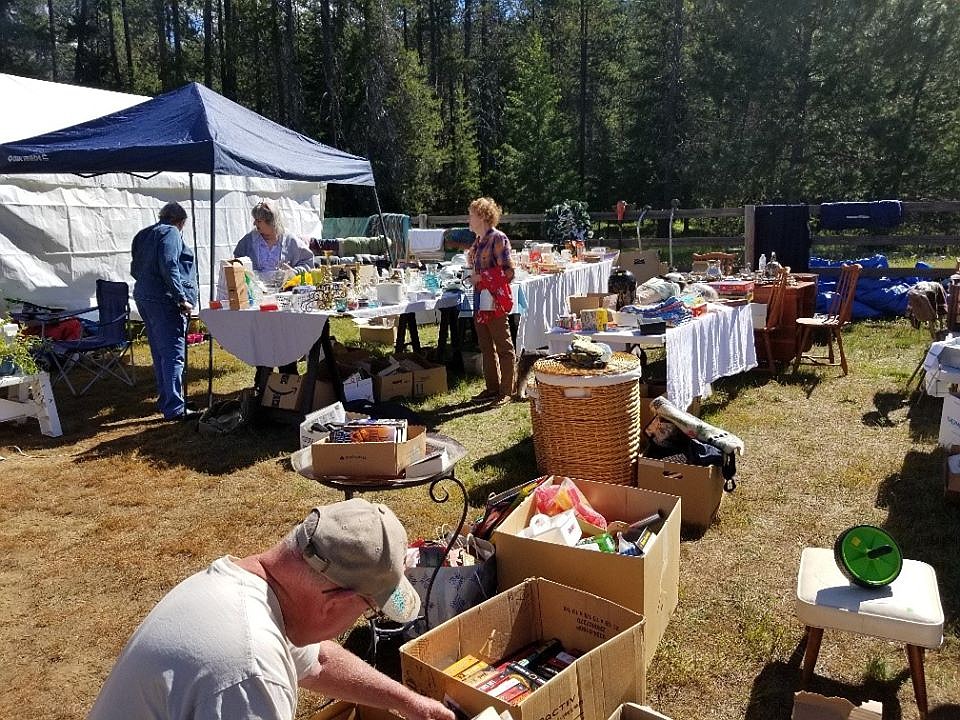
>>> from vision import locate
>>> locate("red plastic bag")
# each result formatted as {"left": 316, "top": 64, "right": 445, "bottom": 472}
{"left": 533, "top": 476, "right": 607, "bottom": 530}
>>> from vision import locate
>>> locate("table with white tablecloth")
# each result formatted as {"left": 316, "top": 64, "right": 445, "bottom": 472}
{"left": 545, "top": 302, "right": 757, "bottom": 411}
{"left": 514, "top": 259, "right": 614, "bottom": 352}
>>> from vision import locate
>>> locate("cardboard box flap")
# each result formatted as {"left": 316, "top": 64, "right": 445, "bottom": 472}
{"left": 307, "top": 702, "right": 401, "bottom": 720}
{"left": 607, "top": 704, "right": 673, "bottom": 720}
{"left": 791, "top": 692, "right": 882, "bottom": 720}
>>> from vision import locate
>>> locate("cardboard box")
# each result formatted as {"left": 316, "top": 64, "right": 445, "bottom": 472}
{"left": 607, "top": 704, "right": 672, "bottom": 720}
{"left": 374, "top": 370, "right": 414, "bottom": 401}
{"left": 341, "top": 370, "right": 374, "bottom": 403}
{"left": 311, "top": 425, "right": 427, "bottom": 477}
{"left": 400, "top": 578, "right": 645, "bottom": 720}
{"left": 360, "top": 324, "right": 398, "bottom": 345}
{"left": 616, "top": 249, "right": 662, "bottom": 284}
{"left": 635, "top": 456, "right": 724, "bottom": 531}
{"left": 261, "top": 373, "right": 302, "bottom": 410}
{"left": 306, "top": 701, "right": 396, "bottom": 720}
{"left": 299, "top": 404, "right": 370, "bottom": 448}
{"left": 568, "top": 293, "right": 619, "bottom": 315}
{"left": 492, "top": 479, "right": 679, "bottom": 669}
{"left": 938, "top": 392, "right": 960, "bottom": 448}
{"left": 399, "top": 353, "right": 448, "bottom": 397}
{"left": 945, "top": 445, "right": 960, "bottom": 505}
{"left": 791, "top": 692, "right": 881, "bottom": 720}
{"left": 312, "top": 379, "right": 337, "bottom": 410}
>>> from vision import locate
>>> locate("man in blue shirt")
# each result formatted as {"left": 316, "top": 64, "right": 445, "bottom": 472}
{"left": 131, "top": 202, "right": 198, "bottom": 420}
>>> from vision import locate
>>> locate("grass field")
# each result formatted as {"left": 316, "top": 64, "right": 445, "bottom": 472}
{"left": 0, "top": 316, "right": 958, "bottom": 719}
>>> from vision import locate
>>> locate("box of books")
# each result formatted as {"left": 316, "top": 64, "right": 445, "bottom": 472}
{"left": 492, "top": 478, "right": 679, "bottom": 670}
{"left": 400, "top": 577, "right": 644, "bottom": 720}
{"left": 311, "top": 421, "right": 427, "bottom": 477}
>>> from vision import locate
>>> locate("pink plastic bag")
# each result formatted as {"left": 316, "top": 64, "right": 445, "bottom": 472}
{"left": 532, "top": 476, "right": 607, "bottom": 530}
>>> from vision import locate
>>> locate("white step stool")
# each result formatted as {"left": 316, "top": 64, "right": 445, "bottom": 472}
{"left": 795, "top": 547, "right": 944, "bottom": 718}
{"left": 0, "top": 372, "right": 62, "bottom": 437}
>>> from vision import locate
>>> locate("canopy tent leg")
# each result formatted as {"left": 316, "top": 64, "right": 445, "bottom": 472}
{"left": 206, "top": 173, "right": 216, "bottom": 408}
{"left": 186, "top": 172, "right": 200, "bottom": 405}
{"left": 372, "top": 185, "right": 393, "bottom": 264}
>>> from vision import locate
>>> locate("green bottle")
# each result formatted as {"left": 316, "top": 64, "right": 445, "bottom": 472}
{"left": 577, "top": 532, "right": 617, "bottom": 553}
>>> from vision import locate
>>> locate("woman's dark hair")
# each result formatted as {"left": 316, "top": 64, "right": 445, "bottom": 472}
{"left": 158, "top": 202, "right": 188, "bottom": 224}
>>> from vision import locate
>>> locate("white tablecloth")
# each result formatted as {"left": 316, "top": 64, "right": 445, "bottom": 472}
{"left": 516, "top": 259, "right": 613, "bottom": 352}
{"left": 544, "top": 302, "right": 756, "bottom": 411}
{"left": 200, "top": 309, "right": 331, "bottom": 366}
{"left": 344, "top": 292, "right": 461, "bottom": 321}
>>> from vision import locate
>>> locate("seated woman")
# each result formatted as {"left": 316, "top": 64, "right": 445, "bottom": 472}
{"left": 234, "top": 199, "right": 314, "bottom": 376}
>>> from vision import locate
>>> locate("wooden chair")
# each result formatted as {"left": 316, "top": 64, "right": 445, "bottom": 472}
{"left": 691, "top": 252, "right": 736, "bottom": 276}
{"left": 792, "top": 263, "right": 861, "bottom": 375}
{"left": 754, "top": 267, "right": 790, "bottom": 373}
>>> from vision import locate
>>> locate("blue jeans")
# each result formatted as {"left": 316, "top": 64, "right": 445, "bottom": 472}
{"left": 137, "top": 297, "right": 187, "bottom": 419}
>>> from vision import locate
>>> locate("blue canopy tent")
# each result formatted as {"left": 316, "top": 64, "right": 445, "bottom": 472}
{"left": 0, "top": 82, "right": 380, "bottom": 402}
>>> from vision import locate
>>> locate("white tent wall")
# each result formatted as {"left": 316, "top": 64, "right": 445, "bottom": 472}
{"left": 0, "top": 172, "right": 326, "bottom": 313}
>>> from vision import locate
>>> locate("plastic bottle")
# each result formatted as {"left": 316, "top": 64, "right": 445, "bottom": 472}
{"left": 770, "top": 251, "right": 778, "bottom": 266}
{"left": 758, "top": 253, "right": 767, "bottom": 275}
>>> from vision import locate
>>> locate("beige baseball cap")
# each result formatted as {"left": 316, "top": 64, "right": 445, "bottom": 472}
{"left": 294, "top": 499, "right": 420, "bottom": 623}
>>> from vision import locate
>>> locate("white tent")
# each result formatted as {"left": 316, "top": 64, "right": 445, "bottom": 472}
{"left": 0, "top": 74, "right": 326, "bottom": 311}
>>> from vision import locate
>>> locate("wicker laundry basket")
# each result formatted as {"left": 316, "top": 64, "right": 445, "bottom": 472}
{"left": 528, "top": 352, "right": 643, "bottom": 485}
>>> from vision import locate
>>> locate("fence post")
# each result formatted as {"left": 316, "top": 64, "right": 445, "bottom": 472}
{"left": 417, "top": 213, "right": 428, "bottom": 228}
{"left": 743, "top": 204, "right": 756, "bottom": 271}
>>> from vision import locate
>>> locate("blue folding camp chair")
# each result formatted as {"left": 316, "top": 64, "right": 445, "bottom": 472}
{"left": 46, "top": 280, "right": 135, "bottom": 395}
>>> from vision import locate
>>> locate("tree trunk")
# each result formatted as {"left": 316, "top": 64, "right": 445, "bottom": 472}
{"left": 47, "top": 0, "right": 58, "bottom": 80}
{"left": 318, "top": 0, "right": 343, "bottom": 144}
{"left": 119, "top": 0, "right": 134, "bottom": 86}
{"left": 220, "top": 0, "right": 236, "bottom": 98}
{"left": 281, "top": 0, "right": 301, "bottom": 128}
{"left": 171, "top": 0, "right": 184, "bottom": 84}
{"left": 203, "top": 0, "right": 213, "bottom": 86}
{"left": 578, "top": 0, "right": 588, "bottom": 195}
{"left": 74, "top": 0, "right": 89, "bottom": 83}
{"left": 660, "top": 0, "right": 683, "bottom": 206}
{"left": 106, "top": 0, "right": 122, "bottom": 87}
{"left": 271, "top": 0, "right": 285, "bottom": 122}
{"left": 155, "top": 0, "right": 170, "bottom": 90}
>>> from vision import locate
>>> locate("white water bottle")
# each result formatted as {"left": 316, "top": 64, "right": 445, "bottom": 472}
{"left": 758, "top": 253, "right": 767, "bottom": 275}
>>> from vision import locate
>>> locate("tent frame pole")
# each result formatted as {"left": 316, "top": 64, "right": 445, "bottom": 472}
{"left": 186, "top": 172, "right": 200, "bottom": 405}
{"left": 206, "top": 173, "right": 216, "bottom": 407}
{"left": 372, "top": 185, "right": 392, "bottom": 263}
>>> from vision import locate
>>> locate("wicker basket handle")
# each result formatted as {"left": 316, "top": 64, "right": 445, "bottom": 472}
{"left": 562, "top": 387, "right": 593, "bottom": 399}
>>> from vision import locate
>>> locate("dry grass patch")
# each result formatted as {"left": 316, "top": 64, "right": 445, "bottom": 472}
{"left": 0, "top": 317, "right": 958, "bottom": 719}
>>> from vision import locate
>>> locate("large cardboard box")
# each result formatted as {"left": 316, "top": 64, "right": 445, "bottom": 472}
{"left": 401, "top": 578, "right": 645, "bottom": 720}
{"left": 568, "top": 293, "right": 619, "bottom": 315}
{"left": 311, "top": 425, "right": 427, "bottom": 477}
{"left": 616, "top": 249, "right": 662, "bottom": 284}
{"left": 635, "top": 456, "right": 724, "bottom": 531}
{"left": 400, "top": 353, "right": 448, "bottom": 397}
{"left": 375, "top": 370, "right": 414, "bottom": 401}
{"left": 359, "top": 324, "right": 398, "bottom": 345}
{"left": 493, "top": 479, "right": 679, "bottom": 669}
{"left": 261, "top": 373, "right": 302, "bottom": 410}
{"left": 938, "top": 392, "right": 960, "bottom": 448}
{"left": 607, "top": 704, "right": 672, "bottom": 720}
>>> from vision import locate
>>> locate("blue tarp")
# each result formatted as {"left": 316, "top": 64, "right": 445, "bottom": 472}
{"left": 808, "top": 254, "right": 930, "bottom": 320}
{"left": 0, "top": 82, "right": 374, "bottom": 185}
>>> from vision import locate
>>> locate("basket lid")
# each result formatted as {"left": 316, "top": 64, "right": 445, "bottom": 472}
{"left": 534, "top": 351, "right": 641, "bottom": 378}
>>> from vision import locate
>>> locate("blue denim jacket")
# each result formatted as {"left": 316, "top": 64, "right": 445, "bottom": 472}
{"left": 130, "top": 223, "right": 198, "bottom": 306}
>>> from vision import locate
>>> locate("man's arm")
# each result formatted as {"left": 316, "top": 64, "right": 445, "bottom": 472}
{"left": 299, "top": 641, "right": 454, "bottom": 720}
{"left": 157, "top": 226, "right": 189, "bottom": 304}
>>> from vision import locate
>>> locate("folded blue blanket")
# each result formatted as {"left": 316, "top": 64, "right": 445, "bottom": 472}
{"left": 818, "top": 200, "right": 902, "bottom": 230}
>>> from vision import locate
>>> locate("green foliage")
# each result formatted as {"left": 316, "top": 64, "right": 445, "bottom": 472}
{"left": 543, "top": 200, "right": 591, "bottom": 245}
{"left": 434, "top": 87, "right": 481, "bottom": 213}
{"left": 1, "top": 317, "right": 42, "bottom": 376}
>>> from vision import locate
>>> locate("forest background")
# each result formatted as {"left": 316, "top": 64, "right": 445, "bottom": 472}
{"left": 2, "top": 0, "right": 960, "bottom": 220}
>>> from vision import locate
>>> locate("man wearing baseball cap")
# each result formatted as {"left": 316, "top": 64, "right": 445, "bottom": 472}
{"left": 89, "top": 499, "right": 454, "bottom": 720}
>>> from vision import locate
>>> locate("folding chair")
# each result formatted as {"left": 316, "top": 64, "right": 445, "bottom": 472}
{"left": 792, "top": 263, "right": 862, "bottom": 376}
{"left": 46, "top": 280, "right": 136, "bottom": 396}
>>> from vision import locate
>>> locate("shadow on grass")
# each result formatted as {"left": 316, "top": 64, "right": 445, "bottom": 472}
{"left": 860, "top": 390, "right": 940, "bottom": 442}
{"left": 877, "top": 449, "right": 960, "bottom": 626}
{"left": 467, "top": 436, "right": 539, "bottom": 505}
{"left": 746, "top": 637, "right": 911, "bottom": 720}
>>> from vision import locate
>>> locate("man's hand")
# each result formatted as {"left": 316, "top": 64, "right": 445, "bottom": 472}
{"left": 179, "top": 300, "right": 193, "bottom": 316}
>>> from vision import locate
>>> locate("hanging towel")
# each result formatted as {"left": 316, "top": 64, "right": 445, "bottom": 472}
{"left": 818, "top": 200, "right": 903, "bottom": 230}
{"left": 755, "top": 204, "right": 811, "bottom": 273}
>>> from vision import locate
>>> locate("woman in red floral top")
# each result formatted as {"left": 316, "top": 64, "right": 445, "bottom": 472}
{"left": 467, "top": 197, "right": 516, "bottom": 404}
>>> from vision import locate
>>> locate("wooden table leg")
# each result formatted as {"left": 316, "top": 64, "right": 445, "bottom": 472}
{"left": 801, "top": 626, "right": 823, "bottom": 686}
{"left": 907, "top": 644, "right": 928, "bottom": 718}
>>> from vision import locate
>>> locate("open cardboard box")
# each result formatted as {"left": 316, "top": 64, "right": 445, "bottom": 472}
{"left": 492, "top": 478, "right": 679, "bottom": 669}
{"left": 399, "top": 353, "right": 448, "bottom": 397}
{"left": 400, "top": 577, "right": 645, "bottom": 720}
{"left": 306, "top": 700, "right": 397, "bottom": 720}
{"left": 791, "top": 692, "right": 881, "bottom": 720}
{"left": 635, "top": 456, "right": 724, "bottom": 531}
{"left": 568, "top": 293, "right": 618, "bottom": 315}
{"left": 261, "top": 372, "right": 302, "bottom": 410}
{"left": 311, "top": 425, "right": 427, "bottom": 477}
{"left": 607, "top": 703, "right": 672, "bottom": 720}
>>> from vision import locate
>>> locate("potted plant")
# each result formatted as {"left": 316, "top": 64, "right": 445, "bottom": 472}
{"left": 1, "top": 316, "right": 42, "bottom": 376}
{"left": 543, "top": 200, "right": 592, "bottom": 249}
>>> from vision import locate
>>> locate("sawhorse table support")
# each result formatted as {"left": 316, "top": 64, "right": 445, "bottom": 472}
{"left": 0, "top": 372, "right": 62, "bottom": 437}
